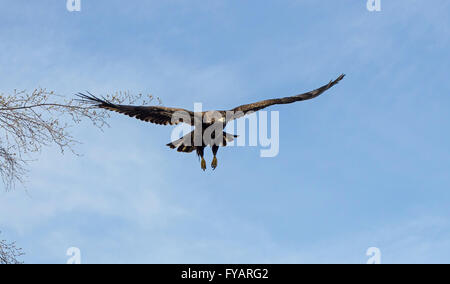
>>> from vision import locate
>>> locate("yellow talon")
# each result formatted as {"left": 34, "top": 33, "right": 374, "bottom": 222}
{"left": 211, "top": 156, "right": 218, "bottom": 170}
{"left": 201, "top": 158, "right": 207, "bottom": 171}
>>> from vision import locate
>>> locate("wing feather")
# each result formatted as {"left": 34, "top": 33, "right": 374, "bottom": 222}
{"left": 77, "top": 93, "right": 195, "bottom": 126}
{"left": 228, "top": 74, "right": 345, "bottom": 121}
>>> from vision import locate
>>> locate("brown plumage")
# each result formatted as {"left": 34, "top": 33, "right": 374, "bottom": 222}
{"left": 78, "top": 74, "right": 345, "bottom": 170}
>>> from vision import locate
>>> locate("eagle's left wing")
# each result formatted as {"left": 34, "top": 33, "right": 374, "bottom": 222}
{"left": 227, "top": 74, "right": 345, "bottom": 121}
{"left": 77, "top": 93, "right": 195, "bottom": 126}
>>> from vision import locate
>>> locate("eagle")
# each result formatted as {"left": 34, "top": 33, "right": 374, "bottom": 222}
{"left": 78, "top": 74, "right": 345, "bottom": 171}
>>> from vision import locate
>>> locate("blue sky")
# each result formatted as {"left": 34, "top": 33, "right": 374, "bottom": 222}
{"left": 0, "top": 0, "right": 449, "bottom": 263}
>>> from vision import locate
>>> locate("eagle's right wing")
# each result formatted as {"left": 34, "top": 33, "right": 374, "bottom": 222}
{"left": 227, "top": 74, "right": 345, "bottom": 121}
{"left": 77, "top": 93, "right": 195, "bottom": 126}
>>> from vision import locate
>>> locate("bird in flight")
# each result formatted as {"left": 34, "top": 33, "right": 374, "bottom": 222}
{"left": 78, "top": 74, "right": 345, "bottom": 171}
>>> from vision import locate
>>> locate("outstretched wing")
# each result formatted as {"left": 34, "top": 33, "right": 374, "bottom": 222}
{"left": 228, "top": 74, "right": 345, "bottom": 121}
{"left": 77, "top": 93, "right": 195, "bottom": 126}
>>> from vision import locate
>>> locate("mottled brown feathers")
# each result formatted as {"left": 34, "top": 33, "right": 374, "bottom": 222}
{"left": 77, "top": 93, "right": 195, "bottom": 126}
{"left": 229, "top": 74, "right": 345, "bottom": 121}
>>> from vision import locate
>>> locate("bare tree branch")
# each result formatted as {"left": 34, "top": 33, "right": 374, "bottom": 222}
{"left": 0, "top": 231, "right": 24, "bottom": 264}
{"left": 0, "top": 89, "right": 160, "bottom": 191}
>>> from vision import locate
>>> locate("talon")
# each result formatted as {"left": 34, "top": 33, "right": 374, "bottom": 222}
{"left": 211, "top": 156, "right": 217, "bottom": 170}
{"left": 201, "top": 158, "right": 207, "bottom": 171}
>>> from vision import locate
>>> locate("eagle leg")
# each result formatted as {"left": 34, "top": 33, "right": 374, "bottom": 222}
{"left": 211, "top": 145, "right": 219, "bottom": 170}
{"left": 197, "top": 147, "right": 206, "bottom": 171}
{"left": 201, "top": 158, "right": 207, "bottom": 171}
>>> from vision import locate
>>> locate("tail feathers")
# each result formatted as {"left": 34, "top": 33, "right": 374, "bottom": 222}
{"left": 166, "top": 141, "right": 196, "bottom": 153}
{"left": 167, "top": 131, "right": 239, "bottom": 151}
{"left": 224, "top": 132, "right": 238, "bottom": 141}
{"left": 166, "top": 142, "right": 196, "bottom": 153}
{"left": 166, "top": 131, "right": 196, "bottom": 153}
{"left": 222, "top": 132, "right": 238, "bottom": 147}
{"left": 166, "top": 138, "right": 183, "bottom": 149}
{"left": 177, "top": 145, "right": 196, "bottom": 153}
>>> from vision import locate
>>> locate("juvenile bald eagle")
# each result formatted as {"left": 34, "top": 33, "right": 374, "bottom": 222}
{"left": 78, "top": 74, "right": 344, "bottom": 171}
